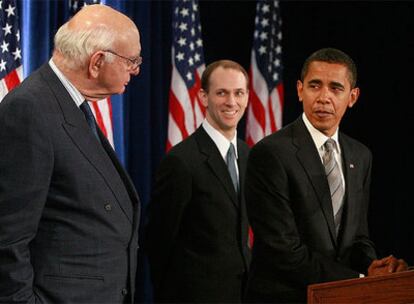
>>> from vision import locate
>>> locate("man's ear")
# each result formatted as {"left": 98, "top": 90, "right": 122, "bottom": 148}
{"left": 297, "top": 80, "right": 304, "bottom": 102}
{"left": 89, "top": 51, "right": 105, "bottom": 78}
{"left": 198, "top": 89, "right": 208, "bottom": 108}
{"left": 348, "top": 87, "right": 360, "bottom": 108}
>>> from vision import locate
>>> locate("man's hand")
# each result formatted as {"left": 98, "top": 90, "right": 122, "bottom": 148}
{"left": 368, "top": 255, "right": 408, "bottom": 276}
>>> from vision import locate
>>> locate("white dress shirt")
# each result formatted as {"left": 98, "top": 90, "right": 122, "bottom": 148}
{"left": 302, "top": 113, "right": 345, "bottom": 191}
{"left": 202, "top": 119, "right": 239, "bottom": 178}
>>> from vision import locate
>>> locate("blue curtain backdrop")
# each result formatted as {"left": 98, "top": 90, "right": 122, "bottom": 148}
{"left": 121, "top": 2, "right": 172, "bottom": 302}
{"left": 18, "top": 1, "right": 171, "bottom": 302}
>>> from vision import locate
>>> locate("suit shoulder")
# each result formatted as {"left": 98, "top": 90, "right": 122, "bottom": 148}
{"left": 251, "top": 122, "right": 293, "bottom": 152}
{"left": 166, "top": 134, "right": 198, "bottom": 158}
{"left": 158, "top": 135, "right": 200, "bottom": 170}
{"left": 0, "top": 74, "right": 47, "bottom": 122}
{"left": 340, "top": 132, "right": 372, "bottom": 157}
{"left": 237, "top": 138, "right": 250, "bottom": 151}
{"left": 1, "top": 65, "right": 53, "bottom": 109}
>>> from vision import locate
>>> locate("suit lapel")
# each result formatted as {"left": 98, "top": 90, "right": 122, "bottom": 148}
{"left": 293, "top": 119, "right": 338, "bottom": 247}
{"left": 195, "top": 127, "right": 239, "bottom": 207}
{"left": 39, "top": 64, "right": 136, "bottom": 223}
{"left": 98, "top": 130, "right": 140, "bottom": 206}
{"left": 237, "top": 139, "right": 248, "bottom": 199}
{"left": 337, "top": 135, "right": 358, "bottom": 250}
{"left": 237, "top": 140, "right": 251, "bottom": 268}
{"left": 98, "top": 129, "right": 141, "bottom": 236}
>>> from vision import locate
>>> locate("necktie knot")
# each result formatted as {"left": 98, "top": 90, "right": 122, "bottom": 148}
{"left": 227, "top": 143, "right": 236, "bottom": 161}
{"left": 323, "top": 139, "right": 336, "bottom": 165}
{"left": 324, "top": 138, "right": 336, "bottom": 153}
{"left": 80, "top": 101, "right": 100, "bottom": 141}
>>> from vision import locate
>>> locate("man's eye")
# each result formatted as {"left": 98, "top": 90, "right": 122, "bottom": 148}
{"left": 332, "top": 87, "right": 344, "bottom": 92}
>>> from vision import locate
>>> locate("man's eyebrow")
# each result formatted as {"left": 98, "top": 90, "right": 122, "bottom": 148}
{"left": 307, "top": 79, "right": 322, "bottom": 84}
{"left": 330, "top": 81, "right": 345, "bottom": 88}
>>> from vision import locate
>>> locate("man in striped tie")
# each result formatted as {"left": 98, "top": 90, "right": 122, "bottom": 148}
{"left": 0, "top": 4, "right": 142, "bottom": 303}
{"left": 145, "top": 60, "right": 251, "bottom": 303}
{"left": 244, "top": 48, "right": 407, "bottom": 303}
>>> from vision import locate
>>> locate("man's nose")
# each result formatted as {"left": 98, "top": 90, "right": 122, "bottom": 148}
{"left": 317, "top": 87, "right": 331, "bottom": 103}
{"left": 226, "top": 93, "right": 237, "bottom": 105}
{"left": 130, "top": 67, "right": 140, "bottom": 76}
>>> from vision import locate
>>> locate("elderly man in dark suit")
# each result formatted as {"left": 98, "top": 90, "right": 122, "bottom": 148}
{"left": 145, "top": 60, "right": 251, "bottom": 303}
{"left": 244, "top": 48, "right": 407, "bottom": 303}
{"left": 0, "top": 4, "right": 142, "bottom": 303}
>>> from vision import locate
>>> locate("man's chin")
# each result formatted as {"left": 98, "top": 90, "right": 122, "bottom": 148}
{"left": 116, "top": 86, "right": 126, "bottom": 95}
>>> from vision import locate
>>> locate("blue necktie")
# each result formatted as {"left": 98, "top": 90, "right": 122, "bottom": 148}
{"left": 226, "top": 143, "right": 239, "bottom": 193}
{"left": 80, "top": 101, "right": 100, "bottom": 141}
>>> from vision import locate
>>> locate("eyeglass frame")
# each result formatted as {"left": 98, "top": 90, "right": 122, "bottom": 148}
{"left": 103, "top": 49, "right": 142, "bottom": 70}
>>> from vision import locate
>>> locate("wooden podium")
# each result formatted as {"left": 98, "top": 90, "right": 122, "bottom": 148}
{"left": 308, "top": 270, "right": 414, "bottom": 303}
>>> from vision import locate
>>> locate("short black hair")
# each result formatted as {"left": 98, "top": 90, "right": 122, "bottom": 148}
{"left": 300, "top": 48, "right": 357, "bottom": 88}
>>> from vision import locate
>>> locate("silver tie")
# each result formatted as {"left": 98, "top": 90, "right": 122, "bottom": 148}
{"left": 323, "top": 139, "right": 344, "bottom": 235}
{"left": 226, "top": 143, "right": 239, "bottom": 193}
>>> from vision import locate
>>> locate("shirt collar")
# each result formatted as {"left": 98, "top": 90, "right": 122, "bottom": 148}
{"left": 49, "top": 58, "right": 85, "bottom": 108}
{"left": 202, "top": 119, "right": 238, "bottom": 160}
{"left": 302, "top": 112, "right": 340, "bottom": 152}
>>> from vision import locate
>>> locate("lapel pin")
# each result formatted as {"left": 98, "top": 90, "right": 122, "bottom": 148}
{"left": 350, "top": 164, "right": 354, "bottom": 169}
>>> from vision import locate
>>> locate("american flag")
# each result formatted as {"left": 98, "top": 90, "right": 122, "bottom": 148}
{"left": 0, "top": 0, "right": 23, "bottom": 102}
{"left": 245, "top": 0, "right": 284, "bottom": 248}
{"left": 69, "top": 0, "right": 114, "bottom": 148}
{"left": 166, "top": 0, "right": 205, "bottom": 151}
{"left": 245, "top": 0, "right": 284, "bottom": 147}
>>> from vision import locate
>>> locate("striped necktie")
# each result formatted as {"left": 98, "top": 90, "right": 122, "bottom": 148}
{"left": 323, "top": 139, "right": 344, "bottom": 235}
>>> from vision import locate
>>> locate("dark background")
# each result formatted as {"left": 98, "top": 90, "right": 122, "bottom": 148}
{"left": 198, "top": 1, "right": 413, "bottom": 265}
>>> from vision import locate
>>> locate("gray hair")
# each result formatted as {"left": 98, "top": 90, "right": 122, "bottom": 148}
{"left": 54, "top": 21, "right": 116, "bottom": 70}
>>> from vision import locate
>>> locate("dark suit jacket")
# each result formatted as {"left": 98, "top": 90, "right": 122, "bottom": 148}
{"left": 145, "top": 127, "right": 251, "bottom": 303}
{"left": 245, "top": 117, "right": 377, "bottom": 303}
{"left": 0, "top": 63, "right": 141, "bottom": 303}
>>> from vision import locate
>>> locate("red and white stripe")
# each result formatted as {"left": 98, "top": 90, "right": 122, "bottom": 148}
{"left": 88, "top": 98, "right": 114, "bottom": 148}
{"left": 245, "top": 50, "right": 284, "bottom": 250}
{"left": 246, "top": 51, "right": 284, "bottom": 147}
{"left": 0, "top": 65, "right": 23, "bottom": 102}
{"left": 167, "top": 48, "right": 205, "bottom": 151}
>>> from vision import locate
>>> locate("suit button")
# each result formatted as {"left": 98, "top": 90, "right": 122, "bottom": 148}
{"left": 121, "top": 288, "right": 128, "bottom": 296}
{"left": 104, "top": 203, "right": 112, "bottom": 211}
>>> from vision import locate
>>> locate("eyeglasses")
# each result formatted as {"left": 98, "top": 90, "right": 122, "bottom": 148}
{"left": 103, "top": 50, "right": 142, "bottom": 70}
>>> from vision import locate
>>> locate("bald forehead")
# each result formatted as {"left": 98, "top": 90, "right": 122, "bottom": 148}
{"left": 209, "top": 67, "right": 248, "bottom": 89}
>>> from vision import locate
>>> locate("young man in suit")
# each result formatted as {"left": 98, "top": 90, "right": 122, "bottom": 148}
{"left": 145, "top": 60, "right": 251, "bottom": 303}
{"left": 0, "top": 5, "right": 141, "bottom": 303}
{"left": 244, "top": 48, "right": 407, "bottom": 303}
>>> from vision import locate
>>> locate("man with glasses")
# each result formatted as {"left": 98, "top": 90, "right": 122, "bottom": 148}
{"left": 103, "top": 49, "right": 143, "bottom": 71}
{"left": 0, "top": 4, "right": 141, "bottom": 303}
